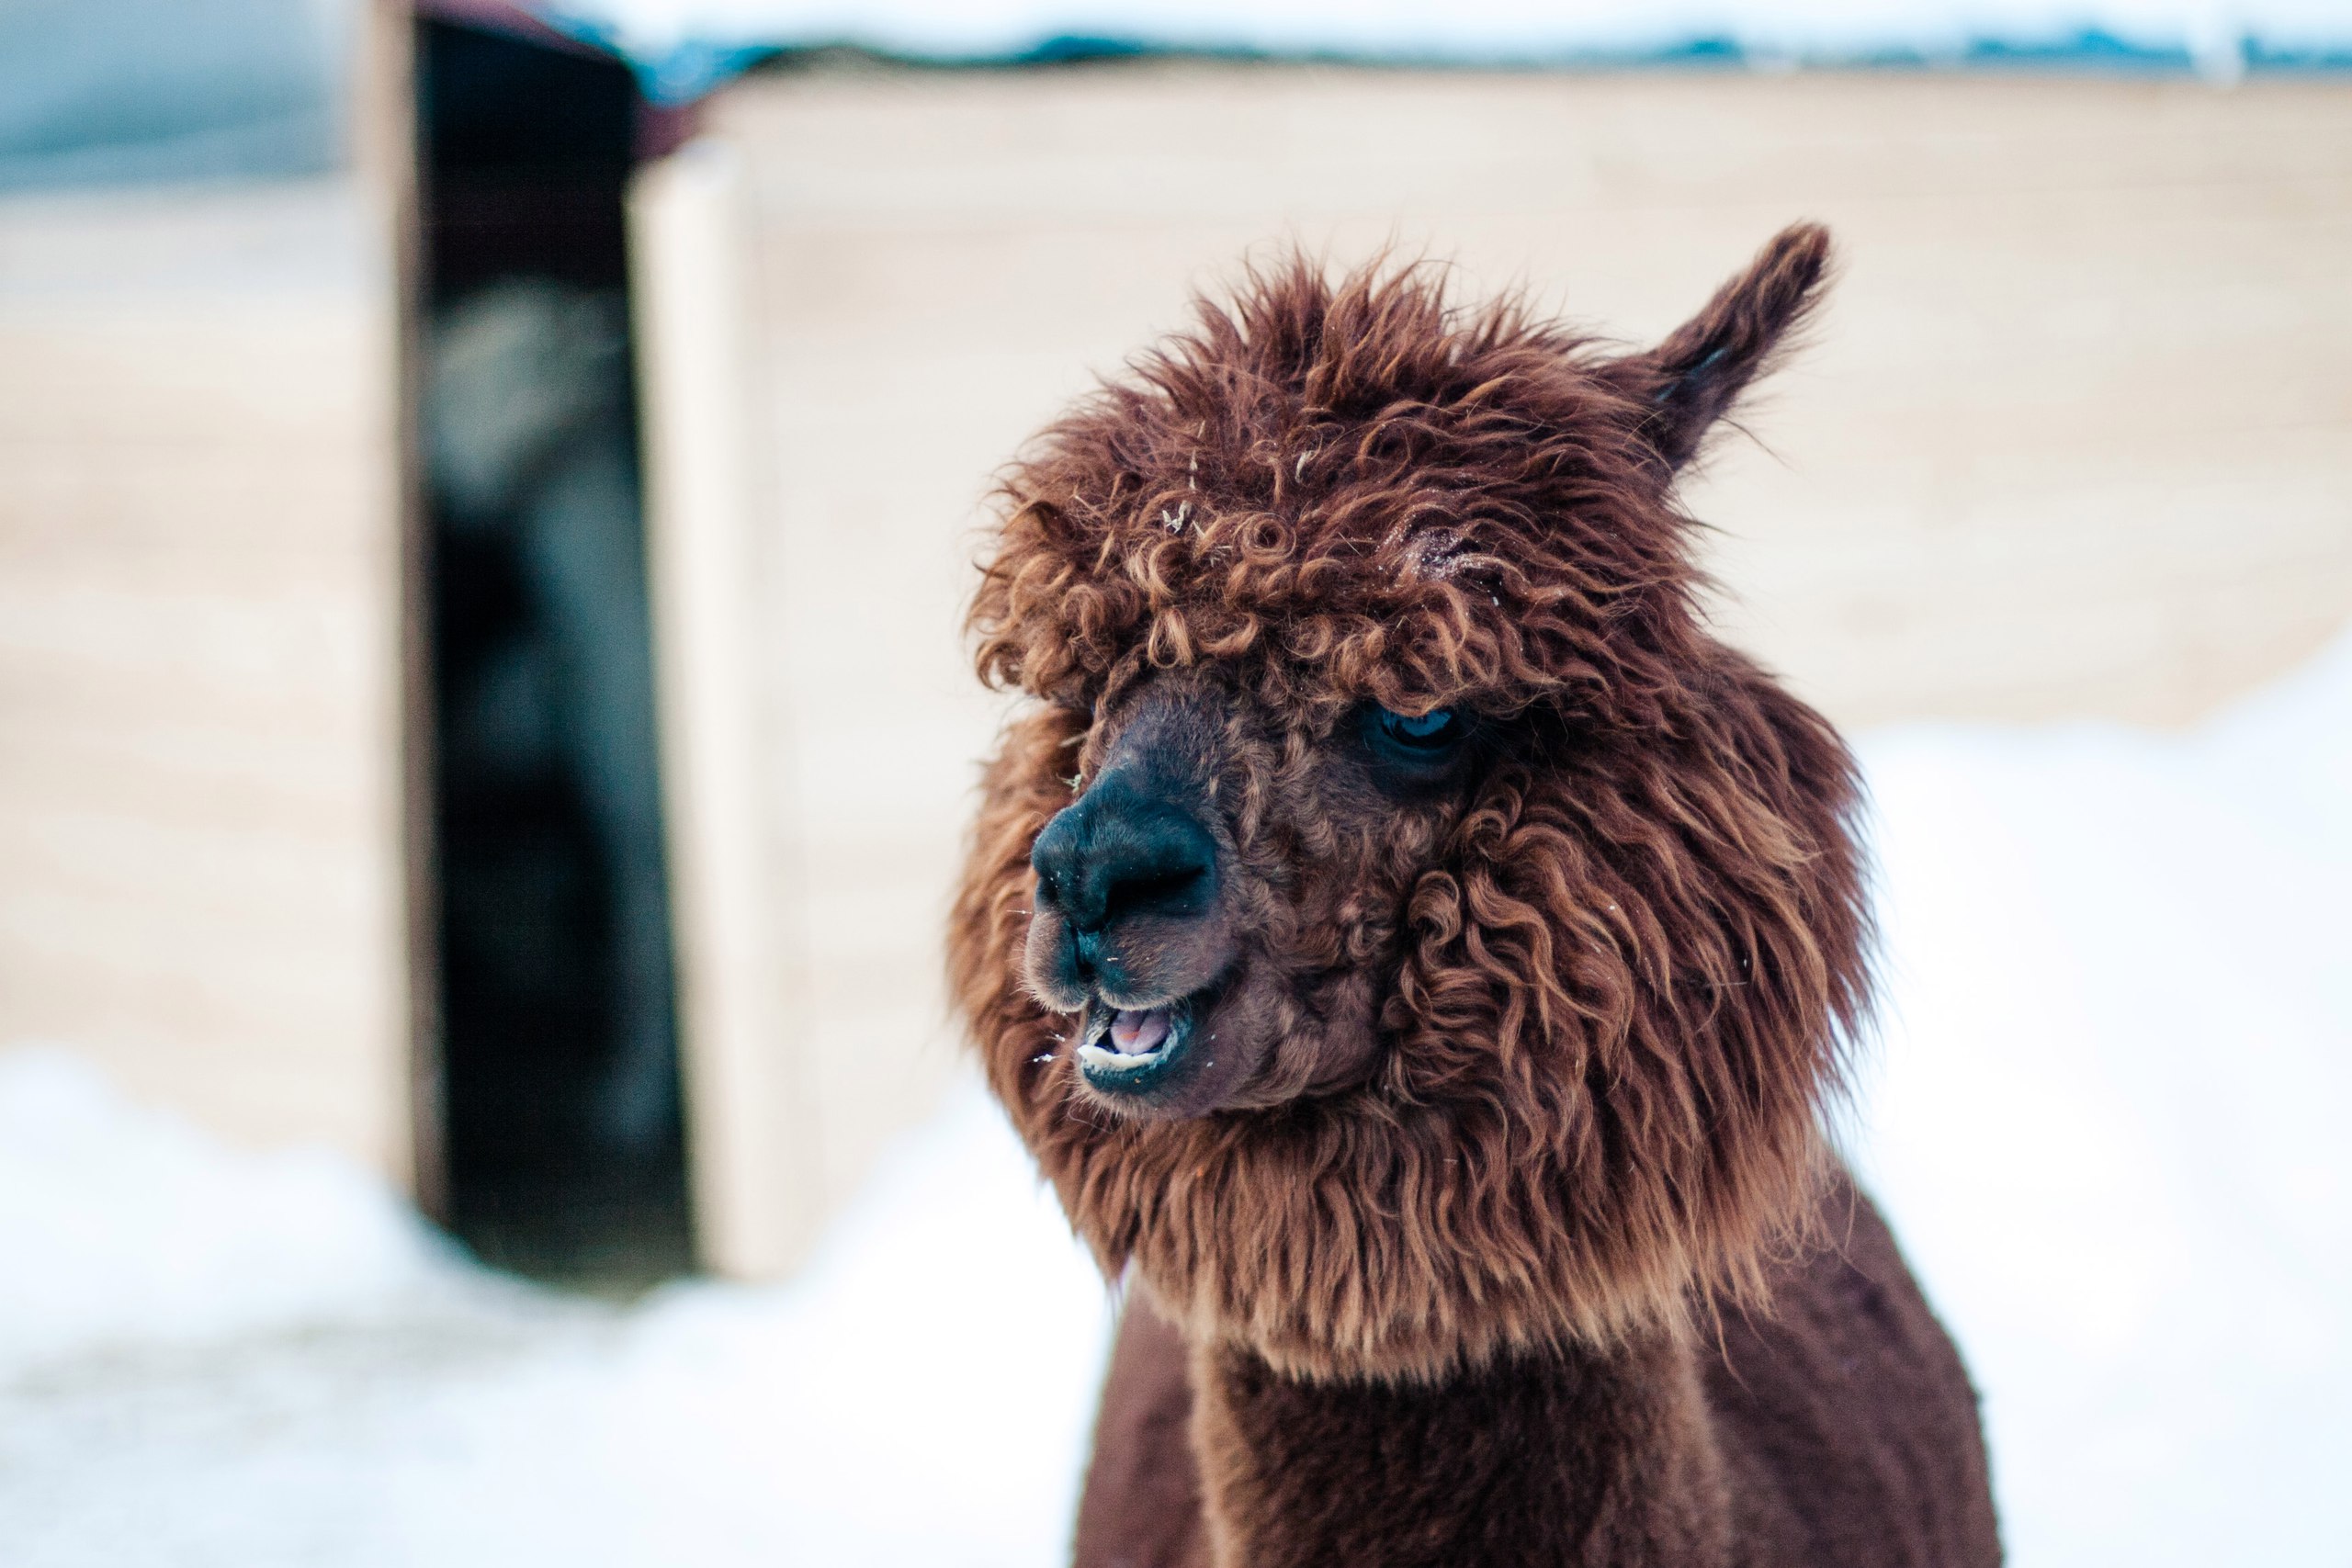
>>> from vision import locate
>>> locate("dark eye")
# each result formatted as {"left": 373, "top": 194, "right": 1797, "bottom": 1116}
{"left": 1365, "top": 705, "right": 1470, "bottom": 769}
{"left": 1377, "top": 706, "right": 1461, "bottom": 746}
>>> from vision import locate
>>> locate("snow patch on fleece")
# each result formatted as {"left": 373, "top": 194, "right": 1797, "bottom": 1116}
{"left": 2, "top": 626, "right": 2347, "bottom": 1565}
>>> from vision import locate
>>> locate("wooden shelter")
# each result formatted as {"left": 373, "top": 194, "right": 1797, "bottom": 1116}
{"left": 4, "top": 4, "right": 2347, "bottom": 1281}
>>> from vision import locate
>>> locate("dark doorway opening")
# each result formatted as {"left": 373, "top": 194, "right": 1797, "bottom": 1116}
{"left": 414, "top": 15, "right": 694, "bottom": 1287}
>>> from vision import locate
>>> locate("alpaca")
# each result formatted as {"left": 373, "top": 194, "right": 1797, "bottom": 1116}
{"left": 949, "top": 224, "right": 1999, "bottom": 1568}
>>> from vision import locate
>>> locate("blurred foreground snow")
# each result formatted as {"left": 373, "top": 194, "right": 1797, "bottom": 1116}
{"left": 0, "top": 1063, "right": 1114, "bottom": 1567}
{"left": 4, "top": 631, "right": 2347, "bottom": 1566}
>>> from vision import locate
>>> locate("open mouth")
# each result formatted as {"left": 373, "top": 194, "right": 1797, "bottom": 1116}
{"left": 1074, "top": 996, "right": 1199, "bottom": 1096}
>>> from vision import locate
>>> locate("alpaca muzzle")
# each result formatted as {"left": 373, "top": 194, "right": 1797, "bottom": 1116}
{"left": 1025, "top": 756, "right": 1237, "bottom": 1096}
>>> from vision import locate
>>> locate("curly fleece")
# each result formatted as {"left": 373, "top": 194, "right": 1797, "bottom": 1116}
{"left": 948, "top": 224, "right": 1872, "bottom": 1383}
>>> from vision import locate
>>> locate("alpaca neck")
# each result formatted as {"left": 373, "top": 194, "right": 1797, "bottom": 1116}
{"left": 1192, "top": 1329, "right": 1731, "bottom": 1568}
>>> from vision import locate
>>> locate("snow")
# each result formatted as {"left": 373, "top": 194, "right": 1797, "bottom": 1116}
{"left": 0, "top": 1050, "right": 473, "bottom": 1371}
{"left": 1847, "top": 628, "right": 2352, "bottom": 1566}
{"left": 556, "top": 0, "right": 2352, "bottom": 61}
{"left": 4, "top": 627, "right": 2347, "bottom": 1566}
{"left": 541, "top": 0, "right": 2352, "bottom": 100}
{"left": 0, "top": 1069, "right": 1115, "bottom": 1567}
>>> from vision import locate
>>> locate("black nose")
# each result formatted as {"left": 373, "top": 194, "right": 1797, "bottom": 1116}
{"left": 1031, "top": 766, "right": 1219, "bottom": 937}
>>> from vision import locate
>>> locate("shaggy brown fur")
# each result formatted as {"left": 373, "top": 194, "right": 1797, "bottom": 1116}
{"left": 948, "top": 223, "right": 1997, "bottom": 1565}
{"left": 1075, "top": 1179, "right": 1995, "bottom": 1568}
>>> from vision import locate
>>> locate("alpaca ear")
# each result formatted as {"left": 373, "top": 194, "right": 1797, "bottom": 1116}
{"left": 1600, "top": 222, "right": 1834, "bottom": 473}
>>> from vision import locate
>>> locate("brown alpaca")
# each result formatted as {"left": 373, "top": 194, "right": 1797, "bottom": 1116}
{"left": 948, "top": 224, "right": 1999, "bottom": 1567}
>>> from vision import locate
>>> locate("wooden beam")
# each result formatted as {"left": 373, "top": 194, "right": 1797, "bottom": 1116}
{"left": 628, "top": 140, "right": 823, "bottom": 1279}
{"left": 356, "top": 0, "right": 440, "bottom": 1213}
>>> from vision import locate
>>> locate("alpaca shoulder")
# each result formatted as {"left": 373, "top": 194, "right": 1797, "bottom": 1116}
{"left": 1073, "top": 1290, "right": 1211, "bottom": 1568}
{"left": 1705, "top": 1171, "right": 2002, "bottom": 1567}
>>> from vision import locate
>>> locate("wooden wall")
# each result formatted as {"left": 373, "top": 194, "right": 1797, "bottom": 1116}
{"left": 648, "top": 65, "right": 2352, "bottom": 1272}
{"left": 0, "top": 176, "right": 407, "bottom": 1174}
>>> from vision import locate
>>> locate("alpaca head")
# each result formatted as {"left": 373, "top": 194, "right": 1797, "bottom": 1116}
{"left": 950, "top": 224, "right": 1871, "bottom": 1382}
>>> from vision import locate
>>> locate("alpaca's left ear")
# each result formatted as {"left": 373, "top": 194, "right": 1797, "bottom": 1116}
{"left": 1600, "top": 222, "right": 1834, "bottom": 473}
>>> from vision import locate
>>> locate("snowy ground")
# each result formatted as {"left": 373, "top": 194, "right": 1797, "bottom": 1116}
{"left": 1849, "top": 631, "right": 2352, "bottom": 1566}
{"left": 4, "top": 631, "right": 2347, "bottom": 1567}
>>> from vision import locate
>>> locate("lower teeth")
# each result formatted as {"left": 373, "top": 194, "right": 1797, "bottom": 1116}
{"left": 1080, "top": 1006, "right": 1175, "bottom": 1067}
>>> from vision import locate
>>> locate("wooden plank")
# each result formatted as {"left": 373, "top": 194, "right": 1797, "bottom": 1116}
{"left": 360, "top": 0, "right": 438, "bottom": 1210}
{"left": 0, "top": 177, "right": 407, "bottom": 1169}
{"left": 628, "top": 141, "right": 824, "bottom": 1278}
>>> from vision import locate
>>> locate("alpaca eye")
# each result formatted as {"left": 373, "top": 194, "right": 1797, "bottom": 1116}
{"left": 1369, "top": 705, "right": 1467, "bottom": 757}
